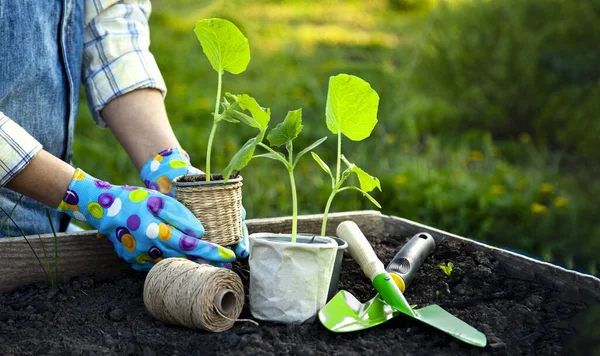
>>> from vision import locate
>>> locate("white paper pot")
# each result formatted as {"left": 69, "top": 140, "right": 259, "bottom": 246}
{"left": 248, "top": 233, "right": 338, "bottom": 324}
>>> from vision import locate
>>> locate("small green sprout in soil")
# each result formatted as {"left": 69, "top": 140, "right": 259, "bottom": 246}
{"left": 313, "top": 74, "right": 382, "bottom": 236}
{"left": 253, "top": 108, "right": 327, "bottom": 242}
{"left": 439, "top": 262, "right": 454, "bottom": 277}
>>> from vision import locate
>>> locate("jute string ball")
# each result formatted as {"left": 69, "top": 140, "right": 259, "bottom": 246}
{"left": 143, "top": 258, "right": 252, "bottom": 332}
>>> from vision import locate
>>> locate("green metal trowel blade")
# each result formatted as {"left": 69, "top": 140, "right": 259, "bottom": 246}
{"left": 414, "top": 304, "right": 487, "bottom": 348}
{"left": 318, "top": 290, "right": 400, "bottom": 332}
{"left": 372, "top": 274, "right": 487, "bottom": 348}
{"left": 318, "top": 290, "right": 487, "bottom": 348}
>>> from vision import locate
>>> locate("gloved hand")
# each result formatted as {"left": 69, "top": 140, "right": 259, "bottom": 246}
{"left": 57, "top": 168, "right": 237, "bottom": 270}
{"left": 139, "top": 148, "right": 249, "bottom": 258}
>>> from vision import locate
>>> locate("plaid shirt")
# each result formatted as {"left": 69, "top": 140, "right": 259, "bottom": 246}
{"left": 0, "top": 0, "right": 166, "bottom": 187}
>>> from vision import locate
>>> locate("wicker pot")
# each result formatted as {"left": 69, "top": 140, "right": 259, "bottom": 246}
{"left": 172, "top": 174, "right": 243, "bottom": 247}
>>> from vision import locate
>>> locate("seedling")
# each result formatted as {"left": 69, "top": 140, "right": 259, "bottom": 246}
{"left": 439, "top": 262, "right": 454, "bottom": 277}
{"left": 253, "top": 108, "right": 327, "bottom": 242}
{"left": 194, "top": 18, "right": 271, "bottom": 181}
{"left": 312, "top": 74, "right": 382, "bottom": 236}
{"left": 0, "top": 196, "right": 59, "bottom": 286}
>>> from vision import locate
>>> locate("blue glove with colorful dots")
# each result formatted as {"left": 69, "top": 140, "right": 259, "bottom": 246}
{"left": 140, "top": 148, "right": 249, "bottom": 259}
{"left": 57, "top": 168, "right": 236, "bottom": 270}
{"left": 139, "top": 148, "right": 201, "bottom": 197}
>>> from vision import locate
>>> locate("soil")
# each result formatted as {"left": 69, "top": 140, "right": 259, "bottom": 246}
{"left": 176, "top": 171, "right": 241, "bottom": 183}
{"left": 0, "top": 234, "right": 598, "bottom": 356}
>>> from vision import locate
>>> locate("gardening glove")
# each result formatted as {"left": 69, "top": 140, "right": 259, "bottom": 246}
{"left": 57, "top": 168, "right": 237, "bottom": 271}
{"left": 139, "top": 147, "right": 249, "bottom": 259}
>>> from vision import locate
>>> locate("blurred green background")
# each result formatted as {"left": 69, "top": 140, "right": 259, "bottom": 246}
{"left": 72, "top": 0, "right": 600, "bottom": 275}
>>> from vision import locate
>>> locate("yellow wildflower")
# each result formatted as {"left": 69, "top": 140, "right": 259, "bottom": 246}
{"left": 517, "top": 179, "right": 526, "bottom": 191}
{"left": 553, "top": 197, "right": 568, "bottom": 208}
{"left": 194, "top": 97, "right": 210, "bottom": 110}
{"left": 489, "top": 185, "right": 506, "bottom": 195}
{"left": 291, "top": 87, "right": 304, "bottom": 99}
{"left": 225, "top": 140, "right": 236, "bottom": 153}
{"left": 469, "top": 150, "right": 483, "bottom": 161}
{"left": 540, "top": 183, "right": 553, "bottom": 194}
{"left": 394, "top": 175, "right": 408, "bottom": 185}
{"left": 531, "top": 203, "right": 548, "bottom": 214}
{"left": 385, "top": 133, "right": 396, "bottom": 144}
{"left": 519, "top": 132, "right": 531, "bottom": 144}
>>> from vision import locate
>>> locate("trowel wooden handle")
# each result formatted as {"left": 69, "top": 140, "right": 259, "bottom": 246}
{"left": 336, "top": 221, "right": 386, "bottom": 280}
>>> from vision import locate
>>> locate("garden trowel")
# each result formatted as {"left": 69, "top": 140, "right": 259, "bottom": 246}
{"left": 318, "top": 221, "right": 487, "bottom": 348}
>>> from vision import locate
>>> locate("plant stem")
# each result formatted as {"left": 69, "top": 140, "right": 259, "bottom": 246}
{"left": 336, "top": 132, "right": 342, "bottom": 184}
{"left": 288, "top": 167, "right": 298, "bottom": 243}
{"left": 321, "top": 190, "right": 337, "bottom": 236}
{"left": 0, "top": 205, "right": 51, "bottom": 284}
{"left": 38, "top": 235, "right": 53, "bottom": 286}
{"left": 206, "top": 69, "right": 224, "bottom": 181}
{"left": 46, "top": 209, "right": 59, "bottom": 285}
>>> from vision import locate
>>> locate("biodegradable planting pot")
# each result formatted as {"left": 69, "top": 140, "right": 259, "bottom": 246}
{"left": 327, "top": 237, "right": 348, "bottom": 301}
{"left": 172, "top": 174, "right": 243, "bottom": 246}
{"left": 248, "top": 233, "right": 338, "bottom": 323}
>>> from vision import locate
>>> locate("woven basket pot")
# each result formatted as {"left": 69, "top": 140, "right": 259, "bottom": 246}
{"left": 172, "top": 174, "right": 243, "bottom": 247}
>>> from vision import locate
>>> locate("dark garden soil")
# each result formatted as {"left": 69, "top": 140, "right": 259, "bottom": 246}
{"left": 176, "top": 171, "right": 240, "bottom": 183}
{"left": 0, "top": 234, "right": 598, "bottom": 356}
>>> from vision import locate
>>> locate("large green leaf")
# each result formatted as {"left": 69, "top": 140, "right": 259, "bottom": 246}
{"left": 194, "top": 18, "right": 250, "bottom": 75}
{"left": 325, "top": 74, "right": 379, "bottom": 141}
{"left": 267, "top": 109, "right": 303, "bottom": 147}
{"left": 236, "top": 94, "right": 270, "bottom": 131}
{"left": 223, "top": 131, "right": 264, "bottom": 182}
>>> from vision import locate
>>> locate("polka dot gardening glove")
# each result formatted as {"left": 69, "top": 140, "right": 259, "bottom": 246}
{"left": 139, "top": 148, "right": 201, "bottom": 197}
{"left": 140, "top": 148, "right": 249, "bottom": 259}
{"left": 57, "top": 168, "right": 237, "bottom": 271}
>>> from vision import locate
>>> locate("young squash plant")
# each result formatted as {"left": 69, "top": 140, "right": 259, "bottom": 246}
{"left": 313, "top": 74, "right": 382, "bottom": 236}
{"left": 253, "top": 108, "right": 327, "bottom": 242}
{"left": 193, "top": 18, "right": 271, "bottom": 182}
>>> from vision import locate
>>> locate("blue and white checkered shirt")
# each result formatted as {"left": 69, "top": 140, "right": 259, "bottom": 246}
{"left": 0, "top": 0, "right": 166, "bottom": 186}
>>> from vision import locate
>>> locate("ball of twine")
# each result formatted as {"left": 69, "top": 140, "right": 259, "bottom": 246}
{"left": 143, "top": 258, "right": 255, "bottom": 332}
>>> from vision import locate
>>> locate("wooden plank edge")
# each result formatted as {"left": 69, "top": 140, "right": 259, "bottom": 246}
{"left": 0, "top": 210, "right": 385, "bottom": 292}
{"left": 381, "top": 214, "right": 600, "bottom": 304}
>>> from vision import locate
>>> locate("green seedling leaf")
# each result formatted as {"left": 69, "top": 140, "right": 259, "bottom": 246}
{"left": 194, "top": 18, "right": 250, "bottom": 74}
{"left": 439, "top": 262, "right": 454, "bottom": 277}
{"left": 223, "top": 131, "right": 265, "bottom": 182}
{"left": 343, "top": 186, "right": 382, "bottom": 208}
{"left": 254, "top": 152, "right": 287, "bottom": 165}
{"left": 232, "top": 94, "right": 270, "bottom": 131}
{"left": 341, "top": 155, "right": 381, "bottom": 192}
{"left": 325, "top": 74, "right": 379, "bottom": 141}
{"left": 351, "top": 165, "right": 381, "bottom": 192}
{"left": 221, "top": 116, "right": 240, "bottom": 124}
{"left": 294, "top": 137, "right": 327, "bottom": 167}
{"left": 311, "top": 152, "right": 333, "bottom": 177}
{"left": 267, "top": 109, "right": 303, "bottom": 147}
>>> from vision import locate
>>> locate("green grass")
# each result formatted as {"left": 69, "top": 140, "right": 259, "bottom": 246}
{"left": 72, "top": 0, "right": 598, "bottom": 275}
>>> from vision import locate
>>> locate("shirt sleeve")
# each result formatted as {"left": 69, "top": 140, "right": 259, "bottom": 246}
{"left": 0, "top": 113, "right": 43, "bottom": 187}
{"left": 83, "top": 0, "right": 167, "bottom": 128}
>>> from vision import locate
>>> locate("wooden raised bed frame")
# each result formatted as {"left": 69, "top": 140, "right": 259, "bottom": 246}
{"left": 1, "top": 210, "right": 599, "bottom": 308}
